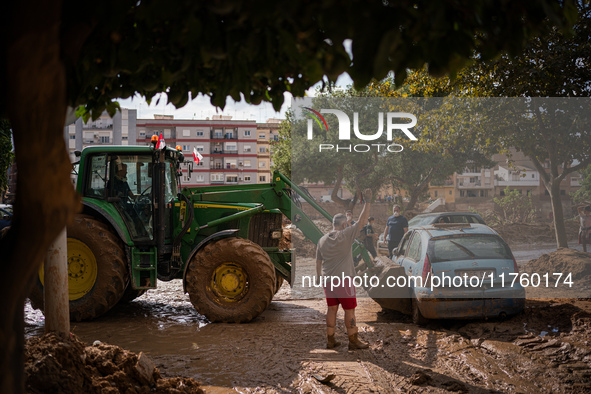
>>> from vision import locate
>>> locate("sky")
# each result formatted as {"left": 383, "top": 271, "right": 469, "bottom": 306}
{"left": 118, "top": 74, "right": 354, "bottom": 123}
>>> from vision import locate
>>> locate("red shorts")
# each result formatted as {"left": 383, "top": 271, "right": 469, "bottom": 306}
{"left": 324, "top": 285, "right": 357, "bottom": 310}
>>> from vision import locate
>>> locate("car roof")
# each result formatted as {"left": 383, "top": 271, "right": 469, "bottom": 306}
{"left": 412, "top": 211, "right": 482, "bottom": 218}
{"left": 412, "top": 223, "right": 497, "bottom": 238}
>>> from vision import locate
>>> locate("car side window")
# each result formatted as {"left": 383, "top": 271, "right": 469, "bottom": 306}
{"left": 397, "top": 232, "right": 413, "bottom": 256}
{"left": 406, "top": 232, "right": 422, "bottom": 261}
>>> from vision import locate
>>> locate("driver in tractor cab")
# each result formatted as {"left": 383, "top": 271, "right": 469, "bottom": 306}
{"left": 108, "top": 159, "right": 150, "bottom": 238}
{"left": 111, "top": 162, "right": 135, "bottom": 201}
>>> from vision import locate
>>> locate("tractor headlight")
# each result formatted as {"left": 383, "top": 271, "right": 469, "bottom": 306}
{"left": 270, "top": 229, "right": 283, "bottom": 240}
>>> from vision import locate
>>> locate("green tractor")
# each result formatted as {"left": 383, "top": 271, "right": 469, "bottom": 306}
{"left": 29, "top": 144, "right": 345, "bottom": 323}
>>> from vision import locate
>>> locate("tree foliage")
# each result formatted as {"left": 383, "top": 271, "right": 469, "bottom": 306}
{"left": 571, "top": 165, "right": 591, "bottom": 204}
{"left": 492, "top": 187, "right": 538, "bottom": 225}
{"left": 366, "top": 2, "right": 591, "bottom": 248}
{"left": 270, "top": 111, "right": 292, "bottom": 178}
{"left": 50, "top": 0, "right": 577, "bottom": 121}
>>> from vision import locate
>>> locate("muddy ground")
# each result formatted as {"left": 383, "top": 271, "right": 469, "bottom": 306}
{"left": 24, "top": 223, "right": 591, "bottom": 393}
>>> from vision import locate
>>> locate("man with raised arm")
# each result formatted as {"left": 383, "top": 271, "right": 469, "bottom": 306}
{"left": 316, "top": 188, "right": 372, "bottom": 350}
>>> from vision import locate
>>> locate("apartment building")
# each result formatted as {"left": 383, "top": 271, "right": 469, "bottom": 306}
{"left": 135, "top": 114, "right": 265, "bottom": 186}
{"left": 256, "top": 119, "right": 281, "bottom": 183}
{"left": 65, "top": 108, "right": 137, "bottom": 161}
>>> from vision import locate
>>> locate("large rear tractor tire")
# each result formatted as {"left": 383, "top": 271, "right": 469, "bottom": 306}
{"left": 185, "top": 238, "right": 276, "bottom": 323}
{"left": 28, "top": 215, "right": 128, "bottom": 321}
{"left": 118, "top": 286, "right": 146, "bottom": 304}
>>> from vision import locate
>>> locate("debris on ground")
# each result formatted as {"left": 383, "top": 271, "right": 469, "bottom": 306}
{"left": 493, "top": 220, "right": 580, "bottom": 246}
{"left": 25, "top": 332, "right": 203, "bottom": 394}
{"left": 523, "top": 248, "right": 591, "bottom": 282}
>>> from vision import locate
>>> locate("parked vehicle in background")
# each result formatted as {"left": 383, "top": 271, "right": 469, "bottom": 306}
{"left": 320, "top": 195, "right": 334, "bottom": 203}
{"left": 377, "top": 212, "right": 486, "bottom": 257}
{"left": 408, "top": 212, "right": 486, "bottom": 229}
{"left": 392, "top": 223, "right": 525, "bottom": 324}
{"left": 0, "top": 205, "right": 12, "bottom": 230}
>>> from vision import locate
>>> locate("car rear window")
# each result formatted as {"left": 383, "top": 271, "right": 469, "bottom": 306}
{"left": 408, "top": 216, "right": 434, "bottom": 227}
{"left": 428, "top": 235, "right": 512, "bottom": 263}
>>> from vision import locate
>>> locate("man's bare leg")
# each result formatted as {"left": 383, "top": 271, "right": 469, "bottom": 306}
{"left": 326, "top": 305, "right": 340, "bottom": 348}
{"left": 344, "top": 308, "right": 369, "bottom": 350}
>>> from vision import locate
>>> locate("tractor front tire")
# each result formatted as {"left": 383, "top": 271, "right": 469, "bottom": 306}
{"left": 29, "top": 215, "right": 128, "bottom": 321}
{"left": 185, "top": 238, "right": 276, "bottom": 323}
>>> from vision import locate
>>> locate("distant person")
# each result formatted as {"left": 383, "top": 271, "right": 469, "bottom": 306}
{"left": 345, "top": 210, "right": 356, "bottom": 227}
{"left": 316, "top": 189, "right": 372, "bottom": 350}
{"left": 578, "top": 205, "right": 591, "bottom": 253}
{"left": 383, "top": 204, "right": 408, "bottom": 258}
{"left": 360, "top": 217, "right": 378, "bottom": 258}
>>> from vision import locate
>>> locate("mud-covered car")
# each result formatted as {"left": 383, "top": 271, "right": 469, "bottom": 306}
{"left": 392, "top": 223, "right": 525, "bottom": 324}
{"left": 408, "top": 212, "right": 486, "bottom": 228}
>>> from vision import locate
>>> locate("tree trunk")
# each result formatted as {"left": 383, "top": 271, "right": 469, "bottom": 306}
{"left": 549, "top": 181, "right": 569, "bottom": 248}
{"left": 405, "top": 181, "right": 430, "bottom": 213}
{"left": 0, "top": 1, "right": 79, "bottom": 392}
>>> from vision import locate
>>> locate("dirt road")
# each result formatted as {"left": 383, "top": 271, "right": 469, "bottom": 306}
{"left": 25, "top": 277, "right": 591, "bottom": 393}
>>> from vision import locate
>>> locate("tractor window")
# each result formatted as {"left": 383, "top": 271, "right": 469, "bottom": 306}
{"left": 85, "top": 155, "right": 108, "bottom": 198}
{"left": 164, "top": 161, "right": 178, "bottom": 202}
{"left": 107, "top": 154, "right": 154, "bottom": 241}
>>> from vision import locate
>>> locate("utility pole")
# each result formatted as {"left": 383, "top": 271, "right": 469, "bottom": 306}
{"left": 44, "top": 227, "right": 69, "bottom": 334}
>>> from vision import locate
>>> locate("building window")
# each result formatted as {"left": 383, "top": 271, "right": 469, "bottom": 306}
{"left": 196, "top": 145, "right": 204, "bottom": 152}
{"left": 244, "top": 130, "right": 251, "bottom": 137}
{"left": 139, "top": 131, "right": 146, "bottom": 138}
{"left": 183, "top": 129, "right": 191, "bottom": 137}
{"left": 560, "top": 189, "right": 566, "bottom": 195}
{"left": 99, "top": 136, "right": 110, "bottom": 143}
{"left": 244, "top": 145, "right": 251, "bottom": 152}
{"left": 182, "top": 145, "right": 190, "bottom": 151}
{"left": 244, "top": 176, "right": 251, "bottom": 182}
{"left": 449, "top": 190, "right": 452, "bottom": 195}
{"left": 259, "top": 133, "right": 265, "bottom": 139}
{"left": 69, "top": 135, "right": 76, "bottom": 139}
{"left": 197, "top": 130, "right": 204, "bottom": 136}
{"left": 211, "top": 174, "right": 224, "bottom": 182}
{"left": 226, "top": 175, "right": 238, "bottom": 183}
{"left": 259, "top": 161, "right": 266, "bottom": 168}
{"left": 259, "top": 175, "right": 266, "bottom": 182}
{"left": 434, "top": 191, "right": 438, "bottom": 197}
{"left": 225, "top": 143, "right": 237, "bottom": 152}
{"left": 259, "top": 146, "right": 267, "bottom": 153}
{"left": 244, "top": 160, "right": 251, "bottom": 167}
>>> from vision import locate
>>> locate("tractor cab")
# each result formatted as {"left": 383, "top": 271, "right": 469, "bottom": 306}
{"left": 80, "top": 147, "right": 180, "bottom": 245}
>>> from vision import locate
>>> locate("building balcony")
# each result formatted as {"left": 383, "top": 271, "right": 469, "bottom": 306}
{"left": 495, "top": 180, "right": 539, "bottom": 187}
{"left": 210, "top": 149, "right": 238, "bottom": 155}
{"left": 210, "top": 132, "right": 237, "bottom": 140}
